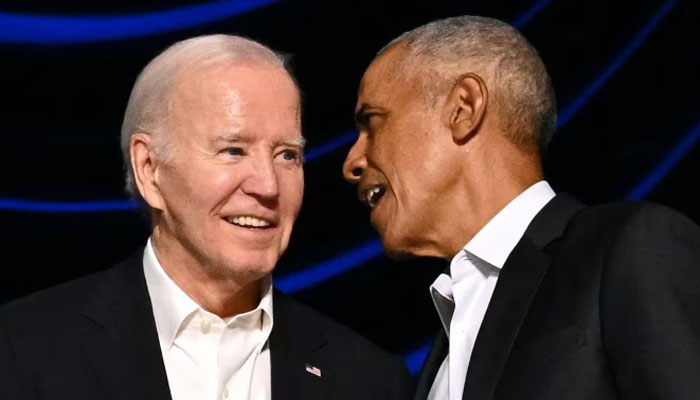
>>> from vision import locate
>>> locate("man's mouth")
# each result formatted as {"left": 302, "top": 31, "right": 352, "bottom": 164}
{"left": 225, "top": 215, "right": 273, "bottom": 229}
{"left": 365, "top": 186, "right": 386, "bottom": 209}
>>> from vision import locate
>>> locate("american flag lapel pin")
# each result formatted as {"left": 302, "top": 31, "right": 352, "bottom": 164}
{"left": 305, "top": 363, "right": 322, "bottom": 378}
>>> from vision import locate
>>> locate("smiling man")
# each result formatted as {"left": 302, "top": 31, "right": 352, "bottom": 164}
{"left": 0, "top": 35, "right": 410, "bottom": 400}
{"left": 343, "top": 16, "right": 700, "bottom": 400}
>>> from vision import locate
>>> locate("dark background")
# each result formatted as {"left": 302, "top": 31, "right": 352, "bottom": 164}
{"left": 1, "top": 0, "right": 699, "bottom": 372}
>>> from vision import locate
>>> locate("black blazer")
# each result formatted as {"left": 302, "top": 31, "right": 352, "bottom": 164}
{"left": 0, "top": 251, "right": 411, "bottom": 400}
{"left": 415, "top": 194, "right": 700, "bottom": 400}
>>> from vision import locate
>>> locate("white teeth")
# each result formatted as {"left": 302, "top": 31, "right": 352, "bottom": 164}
{"left": 366, "top": 188, "right": 377, "bottom": 205}
{"left": 228, "top": 216, "right": 271, "bottom": 228}
{"left": 366, "top": 187, "right": 384, "bottom": 208}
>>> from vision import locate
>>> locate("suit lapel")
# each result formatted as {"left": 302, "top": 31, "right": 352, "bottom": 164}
{"left": 270, "top": 290, "right": 332, "bottom": 400}
{"left": 81, "top": 251, "right": 172, "bottom": 400}
{"left": 462, "top": 194, "right": 585, "bottom": 400}
{"left": 461, "top": 237, "right": 550, "bottom": 400}
{"left": 414, "top": 331, "right": 449, "bottom": 400}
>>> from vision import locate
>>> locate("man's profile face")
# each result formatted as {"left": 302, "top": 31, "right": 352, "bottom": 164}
{"left": 154, "top": 63, "right": 304, "bottom": 279}
{"left": 343, "top": 46, "right": 463, "bottom": 259}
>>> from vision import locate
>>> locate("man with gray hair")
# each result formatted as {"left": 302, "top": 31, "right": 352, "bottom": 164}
{"left": 0, "top": 34, "right": 411, "bottom": 400}
{"left": 343, "top": 16, "right": 700, "bottom": 400}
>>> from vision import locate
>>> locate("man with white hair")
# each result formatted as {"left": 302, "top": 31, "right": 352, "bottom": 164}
{"left": 0, "top": 34, "right": 411, "bottom": 400}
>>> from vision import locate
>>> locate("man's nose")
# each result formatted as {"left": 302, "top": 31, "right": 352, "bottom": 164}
{"left": 342, "top": 136, "right": 367, "bottom": 184}
{"left": 242, "top": 157, "right": 279, "bottom": 199}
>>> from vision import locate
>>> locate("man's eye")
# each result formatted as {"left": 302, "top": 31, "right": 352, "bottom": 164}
{"left": 225, "top": 147, "right": 244, "bottom": 156}
{"left": 360, "top": 112, "right": 383, "bottom": 129}
{"left": 280, "top": 149, "right": 301, "bottom": 162}
{"left": 360, "top": 113, "right": 376, "bottom": 126}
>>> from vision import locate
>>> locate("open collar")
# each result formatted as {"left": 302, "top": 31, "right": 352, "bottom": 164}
{"left": 142, "top": 238, "right": 275, "bottom": 352}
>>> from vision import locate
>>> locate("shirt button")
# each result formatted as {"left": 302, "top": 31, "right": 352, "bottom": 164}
{"left": 222, "top": 387, "right": 229, "bottom": 399}
{"left": 201, "top": 318, "right": 212, "bottom": 334}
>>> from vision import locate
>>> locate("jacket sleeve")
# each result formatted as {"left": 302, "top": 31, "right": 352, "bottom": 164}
{"left": 601, "top": 204, "right": 700, "bottom": 399}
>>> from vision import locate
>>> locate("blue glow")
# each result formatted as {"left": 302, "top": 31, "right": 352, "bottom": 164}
{"left": 512, "top": 0, "right": 556, "bottom": 29}
{"left": 626, "top": 118, "right": 700, "bottom": 200}
{"left": 557, "top": 0, "right": 680, "bottom": 129}
{"left": 304, "top": 131, "right": 357, "bottom": 163}
{"left": 275, "top": 239, "right": 382, "bottom": 293}
{"left": 0, "top": 0, "right": 280, "bottom": 45}
{"left": 403, "top": 340, "right": 433, "bottom": 376}
{"left": 0, "top": 198, "right": 137, "bottom": 213}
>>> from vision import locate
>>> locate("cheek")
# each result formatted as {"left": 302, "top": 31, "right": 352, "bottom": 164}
{"left": 280, "top": 173, "right": 304, "bottom": 217}
{"left": 198, "top": 166, "right": 244, "bottom": 198}
{"left": 212, "top": 171, "right": 240, "bottom": 194}
{"left": 165, "top": 164, "right": 243, "bottom": 217}
{"left": 389, "top": 159, "right": 445, "bottom": 218}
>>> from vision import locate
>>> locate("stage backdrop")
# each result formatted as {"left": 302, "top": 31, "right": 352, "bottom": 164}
{"left": 1, "top": 0, "right": 699, "bottom": 374}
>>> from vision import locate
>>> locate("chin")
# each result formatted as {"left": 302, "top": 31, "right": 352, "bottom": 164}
{"left": 380, "top": 224, "right": 444, "bottom": 260}
{"left": 379, "top": 234, "right": 419, "bottom": 261}
{"left": 219, "top": 251, "right": 278, "bottom": 279}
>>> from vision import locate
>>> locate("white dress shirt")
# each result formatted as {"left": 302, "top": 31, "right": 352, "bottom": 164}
{"left": 428, "top": 181, "right": 556, "bottom": 400}
{"left": 143, "top": 238, "right": 274, "bottom": 400}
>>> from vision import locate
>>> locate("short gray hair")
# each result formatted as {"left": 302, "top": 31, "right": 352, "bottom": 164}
{"left": 120, "top": 34, "right": 293, "bottom": 199}
{"left": 380, "top": 16, "right": 556, "bottom": 153}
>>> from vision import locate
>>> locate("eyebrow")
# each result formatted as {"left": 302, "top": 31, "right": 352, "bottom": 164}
{"left": 211, "top": 133, "right": 306, "bottom": 149}
{"left": 211, "top": 133, "right": 251, "bottom": 144}
{"left": 354, "top": 103, "right": 385, "bottom": 129}
{"left": 282, "top": 137, "right": 307, "bottom": 149}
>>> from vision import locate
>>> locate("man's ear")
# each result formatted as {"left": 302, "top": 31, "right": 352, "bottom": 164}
{"left": 130, "top": 133, "right": 166, "bottom": 211}
{"left": 446, "top": 72, "right": 488, "bottom": 143}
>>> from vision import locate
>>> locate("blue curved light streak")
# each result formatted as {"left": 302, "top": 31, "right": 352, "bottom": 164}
{"left": 304, "top": 131, "right": 357, "bottom": 163}
{"left": 0, "top": 0, "right": 280, "bottom": 45}
{"left": 275, "top": 239, "right": 382, "bottom": 293}
{"left": 626, "top": 117, "right": 700, "bottom": 201}
{"left": 512, "top": 0, "right": 556, "bottom": 29}
{"left": 557, "top": 0, "right": 680, "bottom": 129}
{"left": 0, "top": 198, "right": 138, "bottom": 213}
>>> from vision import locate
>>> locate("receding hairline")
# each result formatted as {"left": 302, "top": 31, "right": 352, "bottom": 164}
{"left": 120, "top": 34, "right": 301, "bottom": 202}
{"left": 168, "top": 58, "right": 301, "bottom": 111}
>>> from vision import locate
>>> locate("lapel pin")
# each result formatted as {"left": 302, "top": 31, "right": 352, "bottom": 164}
{"left": 305, "top": 363, "right": 322, "bottom": 377}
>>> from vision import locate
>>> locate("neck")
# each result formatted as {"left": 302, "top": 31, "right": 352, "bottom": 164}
{"left": 444, "top": 142, "right": 543, "bottom": 257}
{"left": 150, "top": 227, "right": 262, "bottom": 318}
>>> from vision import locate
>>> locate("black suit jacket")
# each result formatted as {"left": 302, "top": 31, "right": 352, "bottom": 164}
{"left": 415, "top": 194, "right": 700, "bottom": 399}
{"left": 0, "top": 251, "right": 411, "bottom": 400}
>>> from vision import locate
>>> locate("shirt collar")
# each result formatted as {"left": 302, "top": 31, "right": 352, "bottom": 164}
{"left": 143, "top": 238, "right": 275, "bottom": 351}
{"left": 430, "top": 273, "right": 455, "bottom": 336}
{"left": 429, "top": 181, "right": 555, "bottom": 334}
{"left": 463, "top": 180, "right": 555, "bottom": 270}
